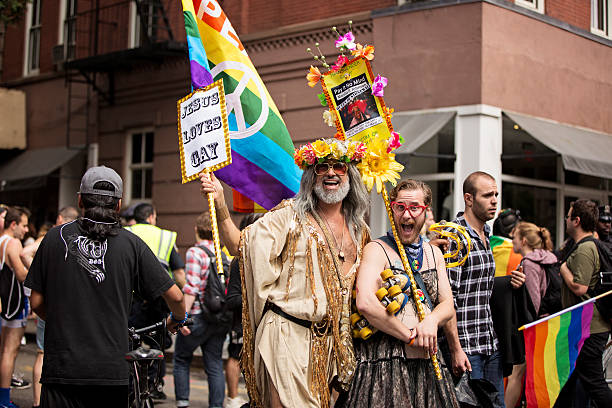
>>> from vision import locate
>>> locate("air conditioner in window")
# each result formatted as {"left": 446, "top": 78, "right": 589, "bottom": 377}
{"left": 52, "top": 44, "right": 65, "bottom": 66}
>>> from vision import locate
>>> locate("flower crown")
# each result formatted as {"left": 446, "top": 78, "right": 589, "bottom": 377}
{"left": 294, "top": 138, "right": 367, "bottom": 170}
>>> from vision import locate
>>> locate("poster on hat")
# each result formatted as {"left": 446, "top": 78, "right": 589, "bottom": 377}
{"left": 177, "top": 79, "right": 231, "bottom": 184}
{"left": 320, "top": 56, "right": 393, "bottom": 144}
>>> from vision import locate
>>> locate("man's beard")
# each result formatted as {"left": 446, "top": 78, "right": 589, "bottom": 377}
{"left": 314, "top": 177, "right": 350, "bottom": 204}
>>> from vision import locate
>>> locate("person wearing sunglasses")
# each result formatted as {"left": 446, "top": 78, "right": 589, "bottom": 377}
{"left": 339, "top": 179, "right": 457, "bottom": 407}
{"left": 200, "top": 138, "right": 370, "bottom": 408}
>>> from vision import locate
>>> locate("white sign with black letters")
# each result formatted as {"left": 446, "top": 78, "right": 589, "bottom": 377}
{"left": 177, "top": 79, "right": 231, "bottom": 183}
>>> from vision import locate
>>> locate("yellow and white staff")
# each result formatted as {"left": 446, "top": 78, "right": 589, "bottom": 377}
{"left": 357, "top": 132, "right": 444, "bottom": 380}
{"left": 177, "top": 79, "right": 232, "bottom": 277}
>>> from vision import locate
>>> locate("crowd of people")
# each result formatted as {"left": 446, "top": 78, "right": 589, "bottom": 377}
{"left": 0, "top": 150, "right": 609, "bottom": 407}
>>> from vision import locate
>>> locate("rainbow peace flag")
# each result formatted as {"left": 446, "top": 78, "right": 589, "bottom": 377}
{"left": 522, "top": 299, "right": 594, "bottom": 407}
{"left": 180, "top": 0, "right": 301, "bottom": 209}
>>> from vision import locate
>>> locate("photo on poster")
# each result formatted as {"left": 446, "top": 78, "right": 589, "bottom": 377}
{"left": 321, "top": 57, "right": 393, "bottom": 142}
{"left": 332, "top": 73, "right": 382, "bottom": 137}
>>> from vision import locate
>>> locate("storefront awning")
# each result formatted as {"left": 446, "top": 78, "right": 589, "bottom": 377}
{"left": 391, "top": 111, "right": 455, "bottom": 154}
{"left": 0, "top": 146, "right": 82, "bottom": 191}
{"left": 505, "top": 111, "right": 612, "bottom": 179}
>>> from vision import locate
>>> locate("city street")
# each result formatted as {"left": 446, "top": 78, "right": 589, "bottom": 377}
{"left": 10, "top": 333, "right": 248, "bottom": 408}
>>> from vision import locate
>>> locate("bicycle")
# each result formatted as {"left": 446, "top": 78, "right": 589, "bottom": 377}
{"left": 126, "top": 318, "right": 191, "bottom": 408}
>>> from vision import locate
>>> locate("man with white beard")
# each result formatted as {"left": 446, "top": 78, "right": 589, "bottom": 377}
{"left": 200, "top": 138, "right": 370, "bottom": 408}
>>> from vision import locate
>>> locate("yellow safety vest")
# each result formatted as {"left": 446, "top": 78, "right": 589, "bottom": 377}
{"left": 125, "top": 223, "right": 177, "bottom": 276}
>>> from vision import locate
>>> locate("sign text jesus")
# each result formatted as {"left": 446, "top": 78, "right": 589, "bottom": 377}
{"left": 178, "top": 85, "right": 230, "bottom": 181}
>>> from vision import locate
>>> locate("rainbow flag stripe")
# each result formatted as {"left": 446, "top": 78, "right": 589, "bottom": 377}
{"left": 490, "top": 235, "right": 522, "bottom": 277}
{"left": 181, "top": 0, "right": 301, "bottom": 209}
{"left": 524, "top": 301, "right": 593, "bottom": 407}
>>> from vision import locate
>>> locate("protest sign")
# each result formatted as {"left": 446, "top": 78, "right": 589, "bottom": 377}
{"left": 177, "top": 79, "right": 231, "bottom": 183}
{"left": 320, "top": 57, "right": 393, "bottom": 144}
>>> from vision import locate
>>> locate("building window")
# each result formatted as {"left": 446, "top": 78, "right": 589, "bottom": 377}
{"left": 501, "top": 115, "right": 612, "bottom": 246}
{"left": 128, "top": 131, "right": 154, "bottom": 201}
{"left": 515, "top": 0, "right": 545, "bottom": 14}
{"left": 129, "top": 1, "right": 160, "bottom": 48}
{"left": 24, "top": 0, "right": 42, "bottom": 74}
{"left": 60, "top": 0, "right": 78, "bottom": 60}
{"left": 591, "top": 0, "right": 610, "bottom": 38}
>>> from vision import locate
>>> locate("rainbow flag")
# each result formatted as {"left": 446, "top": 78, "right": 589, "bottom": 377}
{"left": 232, "top": 189, "right": 266, "bottom": 213}
{"left": 490, "top": 235, "right": 522, "bottom": 277}
{"left": 180, "top": 0, "right": 301, "bottom": 209}
{"left": 522, "top": 299, "right": 594, "bottom": 407}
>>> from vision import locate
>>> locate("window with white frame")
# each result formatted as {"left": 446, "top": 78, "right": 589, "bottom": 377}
{"left": 127, "top": 131, "right": 154, "bottom": 201}
{"left": 24, "top": 0, "right": 42, "bottom": 74}
{"left": 59, "top": 0, "right": 78, "bottom": 60}
{"left": 129, "top": 1, "right": 160, "bottom": 48}
{"left": 515, "top": 0, "right": 545, "bottom": 14}
{"left": 591, "top": 0, "right": 610, "bottom": 38}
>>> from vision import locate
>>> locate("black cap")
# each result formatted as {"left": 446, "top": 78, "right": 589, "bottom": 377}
{"left": 493, "top": 208, "right": 521, "bottom": 238}
{"left": 599, "top": 205, "right": 611, "bottom": 223}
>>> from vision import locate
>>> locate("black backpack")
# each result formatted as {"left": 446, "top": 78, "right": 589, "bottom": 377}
{"left": 536, "top": 260, "right": 563, "bottom": 317}
{"left": 0, "top": 236, "right": 26, "bottom": 321}
{"left": 198, "top": 245, "right": 233, "bottom": 326}
{"left": 584, "top": 237, "right": 612, "bottom": 323}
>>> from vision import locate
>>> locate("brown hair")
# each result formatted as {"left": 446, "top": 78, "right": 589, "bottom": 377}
{"left": 389, "top": 179, "right": 432, "bottom": 206}
{"left": 4, "top": 206, "right": 30, "bottom": 230}
{"left": 195, "top": 212, "right": 213, "bottom": 240}
{"left": 463, "top": 171, "right": 495, "bottom": 196}
{"left": 570, "top": 199, "right": 598, "bottom": 233}
{"left": 514, "top": 221, "right": 553, "bottom": 251}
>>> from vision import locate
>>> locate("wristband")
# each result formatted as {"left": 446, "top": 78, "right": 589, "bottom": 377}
{"left": 170, "top": 312, "right": 189, "bottom": 325}
{"left": 217, "top": 205, "right": 230, "bottom": 223}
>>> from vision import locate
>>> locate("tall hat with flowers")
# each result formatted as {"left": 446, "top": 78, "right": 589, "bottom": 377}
{"left": 301, "top": 22, "right": 444, "bottom": 382}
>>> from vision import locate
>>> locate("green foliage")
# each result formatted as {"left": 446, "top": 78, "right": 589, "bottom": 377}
{"left": 0, "top": 0, "right": 29, "bottom": 26}
{"left": 317, "top": 93, "right": 327, "bottom": 106}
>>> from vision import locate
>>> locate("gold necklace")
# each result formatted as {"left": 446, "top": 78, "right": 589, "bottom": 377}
{"left": 318, "top": 209, "right": 346, "bottom": 262}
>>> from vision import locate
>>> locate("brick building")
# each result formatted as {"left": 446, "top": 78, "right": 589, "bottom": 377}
{"left": 0, "top": 0, "right": 611, "bottom": 251}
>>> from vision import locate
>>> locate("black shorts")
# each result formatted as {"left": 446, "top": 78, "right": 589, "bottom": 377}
{"left": 41, "top": 383, "right": 128, "bottom": 408}
{"left": 228, "top": 342, "right": 242, "bottom": 360}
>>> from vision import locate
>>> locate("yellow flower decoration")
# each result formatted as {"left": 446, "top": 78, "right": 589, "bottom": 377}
{"left": 311, "top": 139, "right": 331, "bottom": 158}
{"left": 357, "top": 134, "right": 404, "bottom": 193}
{"left": 330, "top": 141, "right": 346, "bottom": 160}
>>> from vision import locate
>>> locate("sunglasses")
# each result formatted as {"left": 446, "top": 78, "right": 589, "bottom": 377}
{"left": 314, "top": 162, "right": 348, "bottom": 176}
{"left": 390, "top": 202, "right": 428, "bottom": 218}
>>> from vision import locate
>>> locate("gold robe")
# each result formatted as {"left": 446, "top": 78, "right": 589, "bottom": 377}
{"left": 239, "top": 200, "right": 367, "bottom": 407}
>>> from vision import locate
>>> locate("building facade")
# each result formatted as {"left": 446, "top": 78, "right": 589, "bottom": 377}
{"left": 1, "top": 0, "right": 611, "bottom": 251}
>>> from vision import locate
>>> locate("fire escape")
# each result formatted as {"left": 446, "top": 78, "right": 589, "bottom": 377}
{"left": 52, "top": 0, "right": 186, "bottom": 151}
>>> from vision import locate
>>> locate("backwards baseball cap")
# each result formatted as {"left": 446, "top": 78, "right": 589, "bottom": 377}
{"left": 79, "top": 166, "right": 123, "bottom": 199}
{"left": 599, "top": 205, "right": 611, "bottom": 223}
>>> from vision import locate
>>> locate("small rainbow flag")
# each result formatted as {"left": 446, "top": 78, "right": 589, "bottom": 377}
{"left": 490, "top": 235, "right": 522, "bottom": 277}
{"left": 521, "top": 298, "right": 595, "bottom": 407}
{"left": 180, "top": 0, "right": 301, "bottom": 209}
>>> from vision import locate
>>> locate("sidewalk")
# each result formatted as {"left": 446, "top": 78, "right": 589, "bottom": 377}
{"left": 11, "top": 333, "right": 248, "bottom": 408}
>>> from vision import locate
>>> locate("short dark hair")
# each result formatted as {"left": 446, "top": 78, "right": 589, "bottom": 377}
{"left": 195, "top": 212, "right": 213, "bottom": 240}
{"left": 4, "top": 206, "right": 30, "bottom": 230}
{"left": 239, "top": 213, "right": 264, "bottom": 231}
{"left": 389, "top": 179, "right": 432, "bottom": 207}
{"left": 570, "top": 199, "right": 598, "bottom": 233}
{"left": 463, "top": 171, "right": 495, "bottom": 196}
{"left": 134, "top": 203, "right": 155, "bottom": 224}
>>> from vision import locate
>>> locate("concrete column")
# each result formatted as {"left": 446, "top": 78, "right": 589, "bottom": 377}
{"left": 58, "top": 152, "right": 85, "bottom": 210}
{"left": 368, "top": 189, "right": 390, "bottom": 239}
{"left": 453, "top": 105, "right": 503, "bottom": 217}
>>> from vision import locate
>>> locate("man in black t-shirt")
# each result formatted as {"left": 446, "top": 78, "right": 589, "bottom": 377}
{"left": 25, "top": 166, "right": 186, "bottom": 408}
